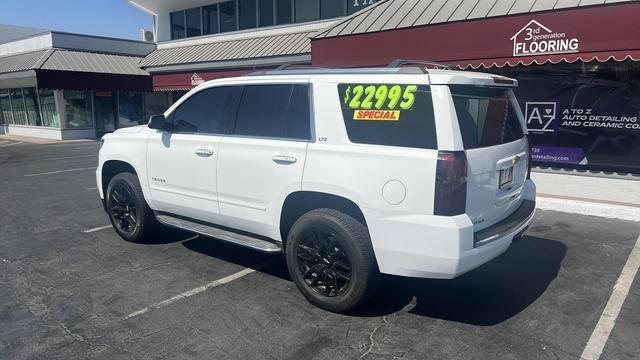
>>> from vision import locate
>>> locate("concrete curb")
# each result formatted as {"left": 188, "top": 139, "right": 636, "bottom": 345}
{"left": 537, "top": 196, "right": 640, "bottom": 222}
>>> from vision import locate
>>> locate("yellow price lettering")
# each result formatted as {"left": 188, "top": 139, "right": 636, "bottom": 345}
{"left": 349, "top": 85, "right": 364, "bottom": 109}
{"left": 400, "top": 85, "right": 417, "bottom": 110}
{"left": 388, "top": 85, "right": 402, "bottom": 109}
{"left": 374, "top": 85, "right": 388, "bottom": 109}
{"left": 361, "top": 86, "right": 376, "bottom": 109}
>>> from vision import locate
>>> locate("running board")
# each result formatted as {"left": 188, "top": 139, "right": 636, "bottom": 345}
{"left": 155, "top": 213, "right": 282, "bottom": 254}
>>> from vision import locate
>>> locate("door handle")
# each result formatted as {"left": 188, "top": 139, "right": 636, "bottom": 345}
{"left": 195, "top": 148, "right": 214, "bottom": 157}
{"left": 272, "top": 155, "right": 297, "bottom": 164}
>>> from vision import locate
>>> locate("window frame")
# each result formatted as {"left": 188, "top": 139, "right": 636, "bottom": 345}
{"left": 225, "top": 81, "right": 314, "bottom": 142}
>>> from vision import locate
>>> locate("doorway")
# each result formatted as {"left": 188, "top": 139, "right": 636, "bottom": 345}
{"left": 94, "top": 91, "right": 117, "bottom": 136}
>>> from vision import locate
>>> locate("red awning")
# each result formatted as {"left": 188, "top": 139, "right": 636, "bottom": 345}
{"left": 455, "top": 50, "right": 640, "bottom": 70}
{"left": 152, "top": 68, "right": 267, "bottom": 91}
{"left": 311, "top": 2, "right": 640, "bottom": 70}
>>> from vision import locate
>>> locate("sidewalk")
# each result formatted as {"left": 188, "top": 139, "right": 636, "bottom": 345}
{"left": 531, "top": 171, "right": 640, "bottom": 222}
{"left": 0, "top": 133, "right": 95, "bottom": 144}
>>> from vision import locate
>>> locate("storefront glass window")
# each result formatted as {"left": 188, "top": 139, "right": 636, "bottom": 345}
{"left": 144, "top": 92, "right": 170, "bottom": 121}
{"left": 220, "top": 1, "right": 237, "bottom": 33}
{"left": 348, "top": 0, "right": 377, "bottom": 15}
{"left": 10, "top": 89, "right": 27, "bottom": 125}
{"left": 38, "top": 89, "right": 59, "bottom": 128}
{"left": 295, "top": 0, "right": 320, "bottom": 22}
{"left": 118, "top": 92, "right": 144, "bottom": 127}
{"left": 64, "top": 90, "right": 93, "bottom": 128}
{"left": 23, "top": 87, "right": 42, "bottom": 126}
{"left": 276, "top": 0, "right": 292, "bottom": 25}
{"left": 259, "top": 0, "right": 275, "bottom": 27}
{"left": 321, "top": 0, "right": 345, "bottom": 19}
{"left": 0, "top": 89, "right": 11, "bottom": 125}
{"left": 186, "top": 8, "right": 202, "bottom": 37}
{"left": 203, "top": 5, "right": 219, "bottom": 34}
{"left": 500, "top": 60, "right": 640, "bottom": 174}
{"left": 171, "top": 11, "right": 186, "bottom": 39}
{"left": 239, "top": 0, "right": 257, "bottom": 29}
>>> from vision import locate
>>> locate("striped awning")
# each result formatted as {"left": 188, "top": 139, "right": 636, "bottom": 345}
{"left": 0, "top": 48, "right": 148, "bottom": 76}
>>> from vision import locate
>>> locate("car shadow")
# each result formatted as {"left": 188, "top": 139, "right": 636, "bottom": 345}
{"left": 180, "top": 235, "right": 291, "bottom": 280}
{"left": 164, "top": 232, "right": 565, "bottom": 326}
{"left": 350, "top": 235, "right": 566, "bottom": 326}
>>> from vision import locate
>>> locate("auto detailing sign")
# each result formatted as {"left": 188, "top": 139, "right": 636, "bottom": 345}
{"left": 511, "top": 20, "right": 580, "bottom": 57}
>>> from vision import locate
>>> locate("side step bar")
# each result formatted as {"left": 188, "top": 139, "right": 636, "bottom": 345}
{"left": 155, "top": 213, "right": 283, "bottom": 254}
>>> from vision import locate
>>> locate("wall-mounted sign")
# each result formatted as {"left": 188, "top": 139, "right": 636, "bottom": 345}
{"left": 511, "top": 20, "right": 580, "bottom": 57}
{"left": 190, "top": 73, "right": 205, "bottom": 86}
{"left": 525, "top": 101, "right": 557, "bottom": 133}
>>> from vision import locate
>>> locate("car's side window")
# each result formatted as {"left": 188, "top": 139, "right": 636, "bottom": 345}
{"left": 171, "top": 86, "right": 240, "bottom": 134}
{"left": 231, "top": 84, "right": 311, "bottom": 140}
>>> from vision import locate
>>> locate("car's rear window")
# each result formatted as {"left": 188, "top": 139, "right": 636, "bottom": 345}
{"left": 337, "top": 84, "right": 437, "bottom": 149}
{"left": 450, "top": 86, "right": 524, "bottom": 149}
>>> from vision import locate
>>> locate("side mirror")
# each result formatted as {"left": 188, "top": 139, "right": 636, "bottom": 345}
{"left": 148, "top": 114, "right": 169, "bottom": 131}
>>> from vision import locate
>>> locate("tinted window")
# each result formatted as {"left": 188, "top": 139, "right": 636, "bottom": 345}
{"left": 170, "top": 11, "right": 185, "bottom": 39}
{"left": 295, "top": 0, "right": 319, "bottom": 22}
{"left": 259, "top": 0, "right": 275, "bottom": 26}
{"left": 337, "top": 84, "right": 437, "bottom": 149}
{"left": 220, "top": 1, "right": 237, "bottom": 32}
{"left": 233, "top": 84, "right": 311, "bottom": 140}
{"left": 321, "top": 0, "right": 345, "bottom": 19}
{"left": 284, "top": 85, "right": 311, "bottom": 140}
{"left": 239, "top": 0, "right": 257, "bottom": 29}
{"left": 185, "top": 8, "right": 202, "bottom": 37}
{"left": 203, "top": 5, "right": 219, "bottom": 34}
{"left": 450, "top": 86, "right": 524, "bottom": 149}
{"left": 276, "top": 0, "right": 292, "bottom": 24}
{"left": 171, "top": 87, "right": 240, "bottom": 134}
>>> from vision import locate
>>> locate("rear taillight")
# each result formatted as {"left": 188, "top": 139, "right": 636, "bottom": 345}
{"left": 434, "top": 151, "right": 467, "bottom": 216}
{"left": 526, "top": 135, "right": 533, "bottom": 179}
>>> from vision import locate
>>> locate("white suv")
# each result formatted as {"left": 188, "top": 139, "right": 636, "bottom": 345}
{"left": 97, "top": 62, "right": 536, "bottom": 312}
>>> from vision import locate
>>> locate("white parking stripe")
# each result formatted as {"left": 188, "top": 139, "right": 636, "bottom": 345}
{"left": 0, "top": 141, "right": 23, "bottom": 147}
{"left": 124, "top": 259, "right": 277, "bottom": 320}
{"left": 83, "top": 225, "right": 112, "bottom": 233}
{"left": 581, "top": 233, "right": 640, "bottom": 360}
{"left": 0, "top": 141, "right": 8, "bottom": 144}
{"left": 85, "top": 187, "right": 98, "bottom": 190}
{"left": 24, "top": 167, "right": 96, "bottom": 177}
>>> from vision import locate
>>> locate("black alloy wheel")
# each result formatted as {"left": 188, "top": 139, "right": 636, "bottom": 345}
{"left": 105, "top": 172, "right": 157, "bottom": 243}
{"left": 286, "top": 208, "right": 379, "bottom": 313}
{"left": 297, "top": 228, "right": 352, "bottom": 297}
{"left": 109, "top": 182, "right": 139, "bottom": 235}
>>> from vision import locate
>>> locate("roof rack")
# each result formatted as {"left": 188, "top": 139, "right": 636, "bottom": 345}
{"left": 247, "top": 66, "right": 426, "bottom": 76}
{"left": 387, "top": 59, "right": 454, "bottom": 71}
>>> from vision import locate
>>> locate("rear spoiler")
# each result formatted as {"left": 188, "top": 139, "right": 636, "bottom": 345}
{"left": 428, "top": 73, "right": 518, "bottom": 87}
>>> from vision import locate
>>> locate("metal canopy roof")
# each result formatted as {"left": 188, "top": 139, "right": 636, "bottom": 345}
{"left": 139, "top": 29, "right": 314, "bottom": 70}
{"left": 314, "top": 0, "right": 635, "bottom": 39}
{"left": 0, "top": 49, "right": 148, "bottom": 76}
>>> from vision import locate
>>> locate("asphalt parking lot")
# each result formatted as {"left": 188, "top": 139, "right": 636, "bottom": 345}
{"left": 1, "top": 139, "right": 639, "bottom": 360}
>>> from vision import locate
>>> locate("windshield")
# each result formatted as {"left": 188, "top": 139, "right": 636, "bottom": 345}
{"left": 450, "top": 86, "right": 524, "bottom": 149}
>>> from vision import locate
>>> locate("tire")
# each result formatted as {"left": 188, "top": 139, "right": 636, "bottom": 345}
{"left": 285, "top": 208, "right": 379, "bottom": 313}
{"left": 105, "top": 172, "right": 157, "bottom": 243}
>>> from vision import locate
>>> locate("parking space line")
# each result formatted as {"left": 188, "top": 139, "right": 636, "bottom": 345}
{"left": 24, "top": 167, "right": 96, "bottom": 177}
{"left": 85, "top": 187, "right": 98, "bottom": 190}
{"left": 124, "top": 259, "right": 278, "bottom": 320}
{"left": 0, "top": 141, "right": 23, "bottom": 147}
{"left": 84, "top": 225, "right": 112, "bottom": 233}
{"left": 581, "top": 233, "right": 640, "bottom": 360}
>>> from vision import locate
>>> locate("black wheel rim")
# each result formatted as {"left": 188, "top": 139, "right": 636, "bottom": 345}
{"left": 296, "top": 229, "right": 352, "bottom": 297}
{"left": 109, "top": 182, "right": 138, "bottom": 234}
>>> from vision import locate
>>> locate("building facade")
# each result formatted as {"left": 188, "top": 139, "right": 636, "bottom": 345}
{"left": 310, "top": 0, "right": 640, "bottom": 174}
{"left": 0, "top": 27, "right": 159, "bottom": 140}
{"left": 129, "top": 0, "right": 380, "bottom": 91}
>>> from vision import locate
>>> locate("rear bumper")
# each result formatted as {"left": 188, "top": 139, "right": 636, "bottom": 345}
{"left": 474, "top": 199, "right": 535, "bottom": 247}
{"left": 365, "top": 179, "right": 536, "bottom": 279}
